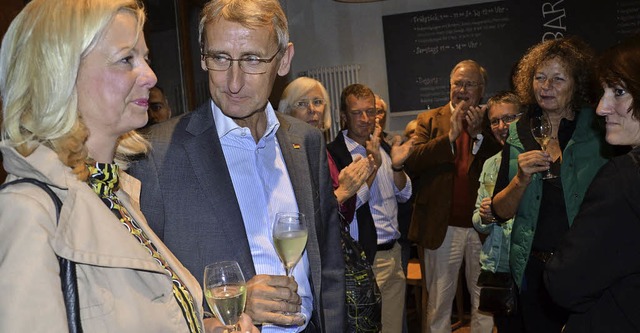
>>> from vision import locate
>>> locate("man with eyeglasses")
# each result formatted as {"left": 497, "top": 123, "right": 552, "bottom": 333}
{"left": 129, "top": 0, "right": 344, "bottom": 332}
{"left": 327, "top": 83, "right": 415, "bottom": 333}
{"left": 405, "top": 60, "right": 501, "bottom": 333}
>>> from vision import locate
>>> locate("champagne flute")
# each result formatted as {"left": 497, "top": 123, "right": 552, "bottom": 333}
{"left": 482, "top": 170, "right": 497, "bottom": 196}
{"left": 482, "top": 160, "right": 498, "bottom": 222}
{"left": 483, "top": 156, "right": 499, "bottom": 194}
{"left": 203, "top": 261, "right": 246, "bottom": 332}
{"left": 272, "top": 212, "right": 308, "bottom": 277}
{"left": 529, "top": 113, "right": 557, "bottom": 179}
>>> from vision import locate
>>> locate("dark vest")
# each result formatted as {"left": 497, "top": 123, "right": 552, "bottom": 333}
{"left": 327, "top": 132, "right": 391, "bottom": 264}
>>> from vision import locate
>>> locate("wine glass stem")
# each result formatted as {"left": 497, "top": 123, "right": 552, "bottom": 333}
{"left": 225, "top": 324, "right": 239, "bottom": 333}
{"left": 541, "top": 146, "right": 552, "bottom": 177}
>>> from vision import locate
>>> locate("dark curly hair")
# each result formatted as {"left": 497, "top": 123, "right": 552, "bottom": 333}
{"left": 597, "top": 34, "right": 640, "bottom": 120}
{"left": 512, "top": 36, "right": 596, "bottom": 112}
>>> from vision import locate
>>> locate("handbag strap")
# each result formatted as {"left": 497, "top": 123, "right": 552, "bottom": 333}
{"left": 0, "top": 178, "right": 83, "bottom": 333}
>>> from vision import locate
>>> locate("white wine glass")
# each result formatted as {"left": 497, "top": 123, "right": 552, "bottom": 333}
{"left": 483, "top": 156, "right": 499, "bottom": 195}
{"left": 272, "top": 212, "right": 308, "bottom": 277}
{"left": 482, "top": 160, "right": 498, "bottom": 223}
{"left": 529, "top": 113, "right": 557, "bottom": 180}
{"left": 203, "top": 261, "right": 246, "bottom": 332}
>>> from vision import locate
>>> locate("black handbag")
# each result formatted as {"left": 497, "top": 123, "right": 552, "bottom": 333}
{"left": 477, "top": 270, "right": 518, "bottom": 316}
{"left": 1, "top": 178, "right": 83, "bottom": 332}
{"left": 340, "top": 223, "right": 382, "bottom": 332}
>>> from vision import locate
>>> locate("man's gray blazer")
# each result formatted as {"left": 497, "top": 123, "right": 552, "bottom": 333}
{"left": 129, "top": 102, "right": 345, "bottom": 333}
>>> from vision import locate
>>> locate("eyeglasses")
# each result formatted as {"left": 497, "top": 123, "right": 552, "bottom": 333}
{"left": 451, "top": 81, "right": 482, "bottom": 91}
{"left": 294, "top": 98, "right": 326, "bottom": 110}
{"left": 490, "top": 113, "right": 523, "bottom": 127}
{"left": 376, "top": 108, "right": 386, "bottom": 115}
{"left": 348, "top": 109, "right": 377, "bottom": 117}
{"left": 201, "top": 48, "right": 281, "bottom": 74}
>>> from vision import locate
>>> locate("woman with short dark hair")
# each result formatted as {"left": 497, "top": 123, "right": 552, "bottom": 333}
{"left": 545, "top": 34, "right": 640, "bottom": 333}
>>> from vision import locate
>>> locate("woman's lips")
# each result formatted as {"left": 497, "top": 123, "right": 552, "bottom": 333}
{"left": 134, "top": 99, "right": 149, "bottom": 107}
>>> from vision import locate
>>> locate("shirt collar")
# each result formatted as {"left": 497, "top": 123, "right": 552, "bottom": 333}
{"left": 341, "top": 130, "right": 365, "bottom": 154}
{"left": 211, "top": 99, "right": 280, "bottom": 140}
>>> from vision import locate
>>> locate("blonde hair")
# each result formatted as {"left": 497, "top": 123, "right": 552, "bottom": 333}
{"left": 278, "top": 77, "right": 332, "bottom": 131}
{"left": 199, "top": 0, "right": 289, "bottom": 53}
{"left": 0, "top": 0, "right": 147, "bottom": 180}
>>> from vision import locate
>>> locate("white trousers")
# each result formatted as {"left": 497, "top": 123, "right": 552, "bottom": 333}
{"left": 373, "top": 242, "right": 406, "bottom": 333}
{"left": 424, "top": 226, "right": 494, "bottom": 333}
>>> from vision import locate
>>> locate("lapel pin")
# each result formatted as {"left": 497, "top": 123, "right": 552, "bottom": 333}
{"left": 292, "top": 143, "right": 301, "bottom": 149}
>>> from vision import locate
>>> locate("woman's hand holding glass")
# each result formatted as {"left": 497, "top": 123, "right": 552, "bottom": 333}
{"left": 479, "top": 197, "right": 497, "bottom": 224}
{"left": 515, "top": 150, "right": 553, "bottom": 185}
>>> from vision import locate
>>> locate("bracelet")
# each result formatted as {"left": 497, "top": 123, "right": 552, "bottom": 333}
{"left": 391, "top": 164, "right": 404, "bottom": 172}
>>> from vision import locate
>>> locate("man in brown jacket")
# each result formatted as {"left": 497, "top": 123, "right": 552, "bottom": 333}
{"left": 405, "top": 60, "right": 501, "bottom": 333}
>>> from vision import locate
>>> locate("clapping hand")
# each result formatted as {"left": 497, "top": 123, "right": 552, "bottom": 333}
{"left": 335, "top": 155, "right": 376, "bottom": 204}
{"left": 466, "top": 104, "right": 486, "bottom": 138}
{"left": 366, "top": 120, "right": 383, "bottom": 170}
{"left": 449, "top": 101, "right": 467, "bottom": 143}
{"left": 449, "top": 102, "right": 486, "bottom": 142}
{"left": 390, "top": 134, "right": 415, "bottom": 170}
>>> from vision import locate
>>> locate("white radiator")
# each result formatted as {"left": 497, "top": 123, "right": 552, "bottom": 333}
{"left": 301, "top": 64, "right": 360, "bottom": 140}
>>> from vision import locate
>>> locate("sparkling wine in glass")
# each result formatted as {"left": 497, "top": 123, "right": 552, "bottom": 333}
{"left": 203, "top": 261, "right": 246, "bottom": 331}
{"left": 530, "top": 113, "right": 557, "bottom": 180}
{"left": 482, "top": 159, "right": 498, "bottom": 223}
{"left": 272, "top": 212, "right": 308, "bottom": 277}
{"left": 483, "top": 171, "right": 497, "bottom": 195}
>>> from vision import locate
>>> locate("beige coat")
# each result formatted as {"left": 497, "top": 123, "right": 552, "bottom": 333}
{"left": 0, "top": 143, "right": 204, "bottom": 332}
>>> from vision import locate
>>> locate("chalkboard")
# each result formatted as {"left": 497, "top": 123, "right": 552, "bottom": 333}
{"left": 382, "top": 0, "right": 640, "bottom": 113}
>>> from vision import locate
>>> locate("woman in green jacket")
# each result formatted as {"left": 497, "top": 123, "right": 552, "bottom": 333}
{"left": 491, "top": 37, "right": 612, "bottom": 332}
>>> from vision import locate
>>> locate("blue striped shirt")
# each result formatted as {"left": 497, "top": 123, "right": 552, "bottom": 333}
{"left": 212, "top": 101, "right": 311, "bottom": 332}
{"left": 342, "top": 130, "right": 412, "bottom": 244}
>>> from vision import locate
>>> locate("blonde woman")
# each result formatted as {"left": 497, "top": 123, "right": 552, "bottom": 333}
{"left": 0, "top": 0, "right": 254, "bottom": 332}
{"left": 278, "top": 77, "right": 332, "bottom": 133}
